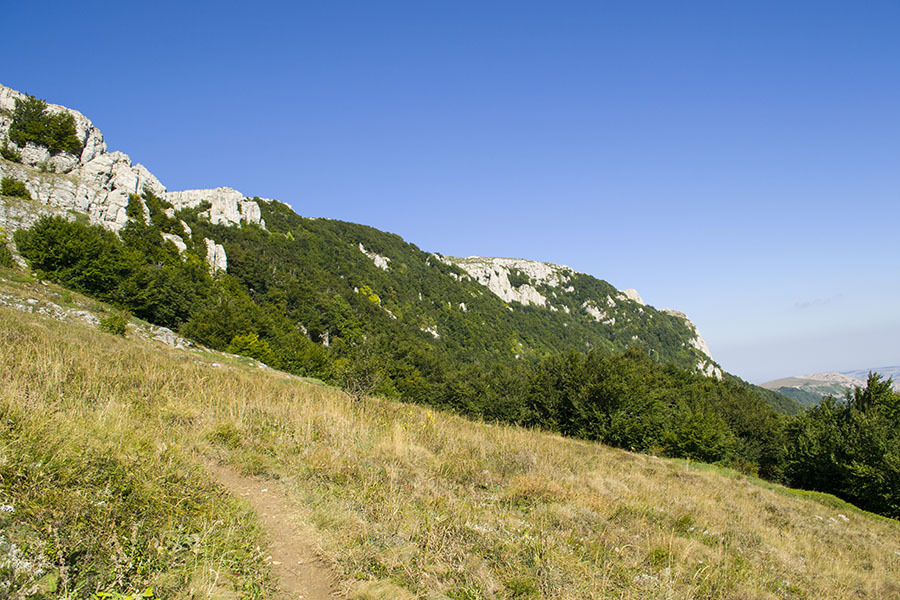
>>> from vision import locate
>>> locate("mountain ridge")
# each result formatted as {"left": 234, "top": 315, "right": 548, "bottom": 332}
{"left": 0, "top": 82, "right": 723, "bottom": 378}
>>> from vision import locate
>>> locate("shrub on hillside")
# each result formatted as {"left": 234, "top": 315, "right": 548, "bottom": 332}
{"left": 14, "top": 216, "right": 129, "bottom": 296}
{"left": 226, "top": 332, "right": 276, "bottom": 365}
{"left": 785, "top": 373, "right": 900, "bottom": 518}
{"left": 8, "top": 95, "right": 83, "bottom": 156}
{"left": 99, "top": 311, "right": 129, "bottom": 336}
{"left": 1, "top": 177, "right": 31, "bottom": 200}
{"left": 1, "top": 141, "right": 22, "bottom": 162}
{"left": 0, "top": 228, "right": 14, "bottom": 268}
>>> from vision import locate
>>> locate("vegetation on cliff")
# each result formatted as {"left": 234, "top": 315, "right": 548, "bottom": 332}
{"left": 7, "top": 95, "right": 83, "bottom": 156}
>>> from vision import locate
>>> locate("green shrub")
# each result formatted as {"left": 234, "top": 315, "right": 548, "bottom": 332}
{"left": 1, "top": 177, "right": 31, "bottom": 200}
{"left": 226, "top": 332, "right": 276, "bottom": 365}
{"left": 99, "top": 312, "right": 129, "bottom": 336}
{"left": 0, "top": 228, "right": 13, "bottom": 268}
{"left": 8, "top": 95, "right": 83, "bottom": 155}
{"left": 0, "top": 141, "right": 21, "bottom": 162}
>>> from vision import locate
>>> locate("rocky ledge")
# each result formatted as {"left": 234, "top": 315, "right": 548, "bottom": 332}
{"left": 0, "top": 83, "right": 267, "bottom": 274}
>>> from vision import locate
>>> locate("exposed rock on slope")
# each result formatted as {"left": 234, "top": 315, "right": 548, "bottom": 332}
{"left": 0, "top": 85, "right": 164, "bottom": 231}
{"left": 204, "top": 238, "right": 228, "bottom": 274}
{"left": 167, "top": 187, "right": 265, "bottom": 229}
{"left": 0, "top": 83, "right": 266, "bottom": 273}
{"left": 445, "top": 256, "right": 722, "bottom": 377}
{"left": 444, "top": 256, "right": 574, "bottom": 307}
{"left": 359, "top": 243, "right": 391, "bottom": 270}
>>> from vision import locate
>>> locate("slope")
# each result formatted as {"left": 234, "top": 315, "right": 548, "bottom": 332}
{"left": 1, "top": 276, "right": 897, "bottom": 600}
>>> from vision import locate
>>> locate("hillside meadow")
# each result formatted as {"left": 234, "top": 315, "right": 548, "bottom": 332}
{"left": 1, "top": 276, "right": 899, "bottom": 599}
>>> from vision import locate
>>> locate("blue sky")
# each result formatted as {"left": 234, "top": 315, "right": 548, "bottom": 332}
{"left": 4, "top": 1, "right": 898, "bottom": 382}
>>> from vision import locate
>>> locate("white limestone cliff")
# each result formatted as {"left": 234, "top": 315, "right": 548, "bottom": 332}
{"left": 167, "top": 187, "right": 265, "bottom": 229}
{"left": 444, "top": 256, "right": 575, "bottom": 307}
{"left": 619, "top": 289, "right": 644, "bottom": 305}
{"left": 161, "top": 233, "right": 187, "bottom": 253}
{"left": 0, "top": 84, "right": 165, "bottom": 232}
{"left": 661, "top": 308, "right": 722, "bottom": 379}
{"left": 0, "top": 83, "right": 275, "bottom": 276}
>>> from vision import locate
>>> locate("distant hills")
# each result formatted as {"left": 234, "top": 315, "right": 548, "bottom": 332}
{"left": 761, "top": 367, "right": 900, "bottom": 406}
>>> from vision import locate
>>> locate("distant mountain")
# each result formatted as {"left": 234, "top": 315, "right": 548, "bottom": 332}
{"left": 842, "top": 365, "right": 900, "bottom": 383}
{"left": 761, "top": 367, "right": 899, "bottom": 406}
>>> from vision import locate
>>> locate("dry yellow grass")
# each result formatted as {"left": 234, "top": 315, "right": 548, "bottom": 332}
{"left": 1, "top": 275, "right": 899, "bottom": 599}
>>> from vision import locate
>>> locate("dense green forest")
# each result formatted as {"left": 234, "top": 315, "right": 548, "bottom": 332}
{"left": 9, "top": 189, "right": 898, "bottom": 519}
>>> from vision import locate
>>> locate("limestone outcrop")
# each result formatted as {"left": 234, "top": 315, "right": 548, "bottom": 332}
{"left": 204, "top": 238, "right": 227, "bottom": 274}
{"left": 167, "top": 187, "right": 265, "bottom": 229}
{"left": 359, "top": 243, "right": 390, "bottom": 270}
{"left": 0, "top": 84, "right": 165, "bottom": 232}
{"left": 661, "top": 308, "right": 721, "bottom": 378}
{"left": 0, "top": 83, "right": 269, "bottom": 275}
{"left": 444, "top": 256, "right": 575, "bottom": 307}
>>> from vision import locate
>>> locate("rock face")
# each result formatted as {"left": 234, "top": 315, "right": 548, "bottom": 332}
{"left": 0, "top": 84, "right": 165, "bottom": 232}
{"left": 204, "top": 238, "right": 227, "bottom": 274}
{"left": 661, "top": 308, "right": 721, "bottom": 379}
{"left": 359, "top": 243, "right": 391, "bottom": 271}
{"left": 161, "top": 233, "right": 187, "bottom": 253}
{"left": 0, "top": 83, "right": 269, "bottom": 275}
{"left": 167, "top": 187, "right": 265, "bottom": 229}
{"left": 620, "top": 289, "right": 644, "bottom": 305}
{"left": 445, "top": 256, "right": 575, "bottom": 307}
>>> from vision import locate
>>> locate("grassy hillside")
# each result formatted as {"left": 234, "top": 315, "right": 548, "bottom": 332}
{"left": 1, "top": 276, "right": 897, "bottom": 599}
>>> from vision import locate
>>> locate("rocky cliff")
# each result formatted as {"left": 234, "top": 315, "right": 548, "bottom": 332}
{"left": 0, "top": 83, "right": 264, "bottom": 274}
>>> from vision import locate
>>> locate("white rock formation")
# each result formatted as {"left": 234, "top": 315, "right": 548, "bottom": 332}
{"left": 443, "top": 256, "right": 575, "bottom": 307}
{"left": 1, "top": 84, "right": 265, "bottom": 236}
{"left": 359, "top": 243, "right": 390, "bottom": 270}
{"left": 161, "top": 233, "right": 187, "bottom": 253}
{"left": 582, "top": 300, "right": 608, "bottom": 322}
{"left": 0, "top": 194, "right": 71, "bottom": 235}
{"left": 204, "top": 238, "right": 227, "bottom": 274}
{"left": 699, "top": 362, "right": 723, "bottom": 379}
{"left": 167, "top": 187, "right": 265, "bottom": 229}
{"left": 618, "top": 289, "right": 644, "bottom": 305}
{"left": 0, "top": 84, "right": 165, "bottom": 232}
{"left": 661, "top": 308, "right": 721, "bottom": 378}
{"left": 661, "top": 309, "right": 712, "bottom": 358}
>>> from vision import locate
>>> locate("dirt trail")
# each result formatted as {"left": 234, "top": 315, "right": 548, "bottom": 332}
{"left": 206, "top": 462, "right": 340, "bottom": 600}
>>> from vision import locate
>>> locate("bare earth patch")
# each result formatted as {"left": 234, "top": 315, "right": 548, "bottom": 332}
{"left": 206, "top": 461, "right": 340, "bottom": 600}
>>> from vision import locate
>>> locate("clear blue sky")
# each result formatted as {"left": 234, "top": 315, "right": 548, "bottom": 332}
{"left": 4, "top": 1, "right": 898, "bottom": 382}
